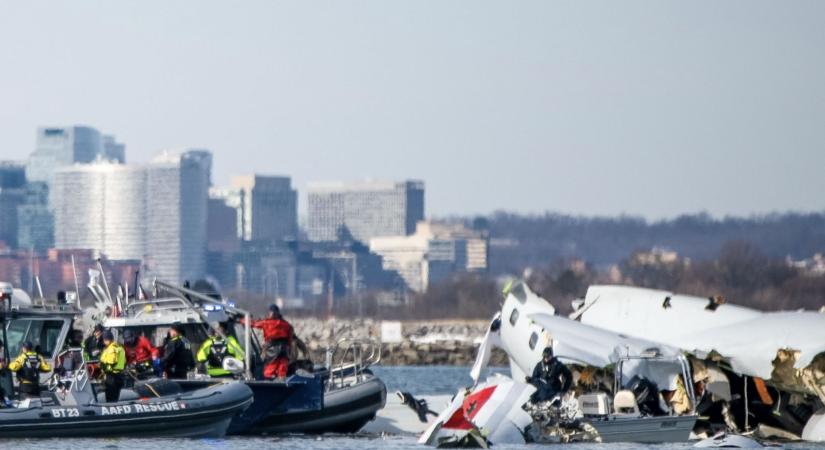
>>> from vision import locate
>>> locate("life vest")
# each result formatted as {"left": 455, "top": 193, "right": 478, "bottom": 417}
{"left": 100, "top": 343, "right": 127, "bottom": 374}
{"left": 207, "top": 338, "right": 228, "bottom": 367}
{"left": 20, "top": 353, "right": 41, "bottom": 384}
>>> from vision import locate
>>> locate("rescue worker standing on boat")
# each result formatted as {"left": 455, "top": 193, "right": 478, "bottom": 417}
{"left": 247, "top": 305, "right": 308, "bottom": 380}
{"left": 526, "top": 346, "right": 573, "bottom": 404}
{"left": 83, "top": 324, "right": 106, "bottom": 362}
{"left": 9, "top": 341, "right": 51, "bottom": 399}
{"left": 196, "top": 323, "right": 244, "bottom": 378}
{"left": 99, "top": 330, "right": 126, "bottom": 402}
{"left": 122, "top": 329, "right": 155, "bottom": 380}
{"left": 161, "top": 324, "right": 195, "bottom": 379}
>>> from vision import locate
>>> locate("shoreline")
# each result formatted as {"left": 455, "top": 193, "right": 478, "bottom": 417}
{"left": 290, "top": 318, "right": 507, "bottom": 366}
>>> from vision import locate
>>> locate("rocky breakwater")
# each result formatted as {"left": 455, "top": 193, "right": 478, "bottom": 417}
{"left": 290, "top": 318, "right": 508, "bottom": 366}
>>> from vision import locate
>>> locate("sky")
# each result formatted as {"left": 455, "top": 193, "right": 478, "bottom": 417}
{"left": 1, "top": 1, "right": 824, "bottom": 219}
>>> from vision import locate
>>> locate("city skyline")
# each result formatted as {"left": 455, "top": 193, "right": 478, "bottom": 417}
{"left": 2, "top": 1, "right": 825, "bottom": 219}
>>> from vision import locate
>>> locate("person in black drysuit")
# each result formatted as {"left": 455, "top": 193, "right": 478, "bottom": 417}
{"left": 526, "top": 346, "right": 573, "bottom": 404}
{"left": 83, "top": 324, "right": 106, "bottom": 362}
{"left": 160, "top": 324, "right": 195, "bottom": 379}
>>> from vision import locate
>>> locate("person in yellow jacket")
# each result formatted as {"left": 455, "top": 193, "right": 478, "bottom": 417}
{"left": 9, "top": 341, "right": 51, "bottom": 399}
{"left": 196, "top": 324, "right": 244, "bottom": 378}
{"left": 99, "top": 330, "right": 126, "bottom": 402}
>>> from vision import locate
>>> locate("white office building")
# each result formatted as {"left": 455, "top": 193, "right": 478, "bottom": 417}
{"left": 369, "top": 221, "right": 489, "bottom": 292}
{"left": 51, "top": 150, "right": 211, "bottom": 285}
{"left": 307, "top": 179, "right": 424, "bottom": 243}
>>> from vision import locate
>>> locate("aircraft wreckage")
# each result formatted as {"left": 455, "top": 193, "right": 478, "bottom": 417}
{"left": 419, "top": 281, "right": 825, "bottom": 447}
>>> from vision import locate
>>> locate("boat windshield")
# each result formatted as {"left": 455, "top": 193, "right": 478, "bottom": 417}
{"left": 5, "top": 318, "right": 67, "bottom": 358}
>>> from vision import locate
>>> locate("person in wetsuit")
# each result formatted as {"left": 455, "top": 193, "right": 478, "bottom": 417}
{"left": 83, "top": 324, "right": 106, "bottom": 362}
{"left": 526, "top": 346, "right": 573, "bottom": 404}
{"left": 160, "top": 324, "right": 194, "bottom": 379}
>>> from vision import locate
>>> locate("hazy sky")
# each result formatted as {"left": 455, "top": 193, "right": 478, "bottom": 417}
{"left": 1, "top": 1, "right": 824, "bottom": 219}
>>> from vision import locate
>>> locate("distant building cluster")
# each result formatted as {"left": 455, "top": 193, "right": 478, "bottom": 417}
{"left": 0, "top": 124, "right": 489, "bottom": 307}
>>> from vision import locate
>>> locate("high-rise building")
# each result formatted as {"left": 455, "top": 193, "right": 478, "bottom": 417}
{"left": 207, "top": 189, "right": 240, "bottom": 253}
{"left": 17, "top": 182, "right": 53, "bottom": 251}
{"left": 307, "top": 180, "right": 424, "bottom": 243}
{"left": 26, "top": 126, "right": 125, "bottom": 185}
{"left": 52, "top": 162, "right": 146, "bottom": 261}
{"left": 232, "top": 175, "right": 298, "bottom": 243}
{"left": 0, "top": 162, "right": 27, "bottom": 249}
{"left": 0, "top": 162, "right": 26, "bottom": 189}
{"left": 145, "top": 150, "right": 211, "bottom": 284}
{"left": 102, "top": 135, "right": 126, "bottom": 163}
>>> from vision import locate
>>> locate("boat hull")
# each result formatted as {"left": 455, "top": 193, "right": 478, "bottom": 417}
{"left": 0, "top": 382, "right": 253, "bottom": 438}
{"left": 587, "top": 414, "right": 698, "bottom": 443}
{"left": 241, "top": 374, "right": 387, "bottom": 435}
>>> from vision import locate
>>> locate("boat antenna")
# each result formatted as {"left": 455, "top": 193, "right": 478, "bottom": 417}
{"left": 133, "top": 269, "right": 140, "bottom": 302}
{"left": 96, "top": 258, "right": 113, "bottom": 303}
{"left": 71, "top": 254, "right": 81, "bottom": 307}
{"left": 35, "top": 276, "right": 44, "bottom": 301}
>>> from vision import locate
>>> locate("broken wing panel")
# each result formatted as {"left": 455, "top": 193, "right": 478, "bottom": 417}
{"left": 528, "top": 312, "right": 681, "bottom": 367}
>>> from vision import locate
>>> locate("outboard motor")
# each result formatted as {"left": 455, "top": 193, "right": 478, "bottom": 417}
{"left": 626, "top": 375, "right": 667, "bottom": 416}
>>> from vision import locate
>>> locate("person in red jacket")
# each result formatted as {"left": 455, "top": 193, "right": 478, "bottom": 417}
{"left": 249, "top": 305, "right": 307, "bottom": 379}
{"left": 122, "top": 329, "right": 156, "bottom": 380}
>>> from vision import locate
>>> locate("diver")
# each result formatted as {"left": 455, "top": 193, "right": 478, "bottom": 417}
{"left": 122, "top": 329, "right": 155, "bottom": 380}
{"left": 160, "top": 324, "right": 195, "bottom": 379}
{"left": 526, "top": 346, "right": 573, "bottom": 404}
{"left": 246, "top": 305, "right": 308, "bottom": 380}
{"left": 83, "top": 324, "right": 106, "bottom": 362}
{"left": 196, "top": 323, "right": 244, "bottom": 378}
{"left": 100, "top": 330, "right": 126, "bottom": 402}
{"left": 9, "top": 341, "right": 51, "bottom": 399}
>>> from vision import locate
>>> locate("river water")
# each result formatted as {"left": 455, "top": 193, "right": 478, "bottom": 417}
{"left": 8, "top": 366, "right": 825, "bottom": 449}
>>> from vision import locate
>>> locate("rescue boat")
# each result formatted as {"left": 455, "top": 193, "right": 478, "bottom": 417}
{"left": 99, "top": 280, "right": 386, "bottom": 435}
{"left": 0, "top": 372, "right": 253, "bottom": 438}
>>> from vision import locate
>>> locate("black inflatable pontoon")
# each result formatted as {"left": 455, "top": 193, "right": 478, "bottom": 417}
{"left": 0, "top": 378, "right": 253, "bottom": 438}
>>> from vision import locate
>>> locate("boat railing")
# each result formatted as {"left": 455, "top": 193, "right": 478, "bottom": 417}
{"left": 324, "top": 338, "right": 381, "bottom": 392}
{"left": 125, "top": 297, "right": 194, "bottom": 317}
{"left": 49, "top": 347, "right": 98, "bottom": 406}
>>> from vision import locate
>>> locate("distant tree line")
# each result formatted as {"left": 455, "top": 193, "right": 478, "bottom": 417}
{"left": 482, "top": 211, "right": 825, "bottom": 273}
{"left": 231, "top": 212, "right": 825, "bottom": 320}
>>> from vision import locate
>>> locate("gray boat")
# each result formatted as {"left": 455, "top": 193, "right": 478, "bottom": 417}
{"left": 0, "top": 286, "right": 254, "bottom": 438}
{"left": 587, "top": 414, "right": 697, "bottom": 443}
